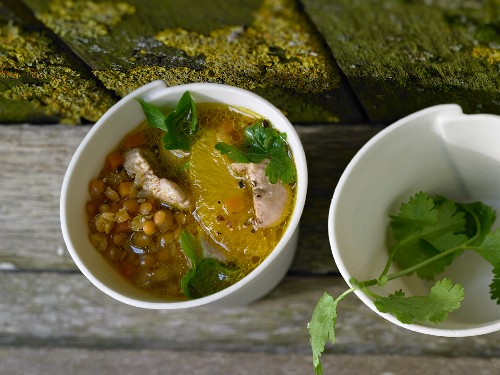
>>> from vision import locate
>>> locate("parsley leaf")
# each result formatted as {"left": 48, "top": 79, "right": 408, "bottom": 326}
{"left": 374, "top": 278, "right": 464, "bottom": 324}
{"left": 179, "top": 230, "right": 242, "bottom": 298}
{"left": 215, "top": 121, "right": 296, "bottom": 184}
{"left": 137, "top": 91, "right": 198, "bottom": 151}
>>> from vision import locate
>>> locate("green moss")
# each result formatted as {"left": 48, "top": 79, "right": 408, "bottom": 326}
{"left": 0, "top": 21, "right": 115, "bottom": 124}
{"left": 36, "top": 0, "right": 136, "bottom": 39}
{"left": 153, "top": 0, "right": 339, "bottom": 94}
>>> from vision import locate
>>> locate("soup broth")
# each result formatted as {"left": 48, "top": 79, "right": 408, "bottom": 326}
{"left": 86, "top": 101, "right": 297, "bottom": 300}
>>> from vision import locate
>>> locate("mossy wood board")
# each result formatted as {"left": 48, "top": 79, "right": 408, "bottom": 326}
{"left": 18, "top": 0, "right": 364, "bottom": 123}
{"left": 0, "top": 0, "right": 115, "bottom": 124}
{"left": 302, "top": 0, "right": 500, "bottom": 123}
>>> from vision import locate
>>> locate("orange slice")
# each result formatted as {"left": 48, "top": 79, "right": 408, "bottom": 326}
{"left": 189, "top": 127, "right": 285, "bottom": 271}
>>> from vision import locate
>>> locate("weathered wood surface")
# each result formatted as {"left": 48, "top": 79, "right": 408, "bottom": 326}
{"left": 0, "top": 0, "right": 116, "bottom": 124}
{"left": 1, "top": 124, "right": 500, "bottom": 374}
{"left": 6, "top": 0, "right": 364, "bottom": 124}
{"left": 1, "top": 273, "right": 499, "bottom": 374}
{"left": 302, "top": 0, "right": 500, "bottom": 123}
{"left": 2, "top": 349, "right": 498, "bottom": 375}
{"left": 0, "top": 124, "right": 382, "bottom": 273}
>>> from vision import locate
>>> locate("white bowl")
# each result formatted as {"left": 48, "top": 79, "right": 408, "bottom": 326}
{"left": 329, "top": 104, "right": 500, "bottom": 336}
{"left": 61, "top": 81, "right": 308, "bottom": 309}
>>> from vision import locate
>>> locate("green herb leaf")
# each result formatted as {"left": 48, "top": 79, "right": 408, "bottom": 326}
{"left": 374, "top": 278, "right": 464, "bottom": 324}
{"left": 391, "top": 193, "right": 468, "bottom": 280}
{"left": 179, "top": 230, "right": 201, "bottom": 298}
{"left": 309, "top": 292, "right": 337, "bottom": 375}
{"left": 138, "top": 92, "right": 198, "bottom": 151}
{"left": 189, "top": 258, "right": 243, "bottom": 297}
{"left": 490, "top": 267, "right": 500, "bottom": 304}
{"left": 163, "top": 91, "right": 198, "bottom": 151}
{"left": 215, "top": 121, "right": 296, "bottom": 184}
{"left": 215, "top": 142, "right": 250, "bottom": 163}
{"left": 179, "top": 230, "right": 242, "bottom": 298}
{"left": 469, "top": 229, "right": 500, "bottom": 303}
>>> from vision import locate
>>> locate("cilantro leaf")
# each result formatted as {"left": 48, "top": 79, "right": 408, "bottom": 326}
{"left": 309, "top": 292, "right": 338, "bottom": 375}
{"left": 490, "top": 267, "right": 500, "bottom": 304}
{"left": 459, "top": 201, "right": 496, "bottom": 246}
{"left": 215, "top": 142, "right": 250, "bottom": 163}
{"left": 469, "top": 229, "right": 500, "bottom": 303}
{"left": 216, "top": 121, "right": 296, "bottom": 184}
{"left": 308, "top": 288, "right": 354, "bottom": 375}
{"left": 390, "top": 191, "right": 439, "bottom": 242}
{"left": 374, "top": 278, "right": 464, "bottom": 324}
{"left": 137, "top": 92, "right": 198, "bottom": 151}
{"left": 391, "top": 193, "right": 468, "bottom": 280}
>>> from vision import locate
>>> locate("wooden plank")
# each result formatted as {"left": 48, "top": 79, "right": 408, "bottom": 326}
{"left": 0, "top": 1, "right": 116, "bottom": 124}
{"left": 0, "top": 348, "right": 498, "bottom": 375}
{"left": 16, "top": 0, "right": 364, "bottom": 123}
{"left": 0, "top": 124, "right": 382, "bottom": 272}
{"left": 1, "top": 272, "right": 499, "bottom": 358}
{"left": 302, "top": 0, "right": 500, "bottom": 123}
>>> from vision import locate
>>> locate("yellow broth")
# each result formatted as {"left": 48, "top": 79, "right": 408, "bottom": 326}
{"left": 86, "top": 103, "right": 297, "bottom": 300}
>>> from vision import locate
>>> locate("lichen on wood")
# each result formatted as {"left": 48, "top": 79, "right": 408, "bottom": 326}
{"left": 302, "top": 0, "right": 500, "bottom": 123}
{"left": 23, "top": 0, "right": 363, "bottom": 123}
{"left": 0, "top": 6, "right": 116, "bottom": 124}
{"left": 36, "top": 0, "right": 136, "bottom": 39}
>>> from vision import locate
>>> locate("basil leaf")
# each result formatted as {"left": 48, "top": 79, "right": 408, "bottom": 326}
{"left": 137, "top": 99, "right": 166, "bottom": 130}
{"left": 163, "top": 91, "right": 198, "bottom": 151}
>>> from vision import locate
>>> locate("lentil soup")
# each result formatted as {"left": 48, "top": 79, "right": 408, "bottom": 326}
{"left": 86, "top": 100, "right": 297, "bottom": 301}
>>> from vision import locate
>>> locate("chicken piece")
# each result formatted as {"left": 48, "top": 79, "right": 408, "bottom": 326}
{"left": 231, "top": 160, "right": 288, "bottom": 228}
{"left": 123, "top": 148, "right": 191, "bottom": 211}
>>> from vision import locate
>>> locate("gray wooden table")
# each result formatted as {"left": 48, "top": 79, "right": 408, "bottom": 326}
{"left": 1, "top": 124, "right": 499, "bottom": 375}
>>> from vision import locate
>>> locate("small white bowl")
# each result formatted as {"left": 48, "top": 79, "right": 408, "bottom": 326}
{"left": 60, "top": 81, "right": 308, "bottom": 309}
{"left": 329, "top": 104, "right": 500, "bottom": 337}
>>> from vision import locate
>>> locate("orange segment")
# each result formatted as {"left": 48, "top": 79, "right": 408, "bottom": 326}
{"left": 189, "top": 127, "right": 285, "bottom": 271}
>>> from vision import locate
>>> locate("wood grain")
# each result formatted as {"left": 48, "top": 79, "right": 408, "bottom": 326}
{"left": 1, "top": 348, "right": 498, "bottom": 375}
{"left": 302, "top": 0, "right": 500, "bottom": 123}
{"left": 0, "top": 124, "right": 382, "bottom": 273}
{"left": 1, "top": 272, "right": 499, "bottom": 357}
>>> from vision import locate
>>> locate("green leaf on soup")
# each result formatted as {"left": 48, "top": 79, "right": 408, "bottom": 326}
{"left": 179, "top": 230, "right": 242, "bottom": 299}
{"left": 215, "top": 142, "right": 250, "bottom": 163}
{"left": 215, "top": 120, "right": 296, "bottom": 184}
{"left": 137, "top": 99, "right": 166, "bottom": 129}
{"left": 138, "top": 92, "right": 198, "bottom": 151}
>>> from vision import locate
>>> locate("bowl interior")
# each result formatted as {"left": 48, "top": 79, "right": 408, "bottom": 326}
{"left": 330, "top": 105, "right": 500, "bottom": 334}
{"left": 61, "top": 82, "right": 307, "bottom": 308}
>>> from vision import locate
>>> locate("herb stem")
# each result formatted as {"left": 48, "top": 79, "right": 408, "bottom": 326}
{"left": 358, "top": 244, "right": 466, "bottom": 289}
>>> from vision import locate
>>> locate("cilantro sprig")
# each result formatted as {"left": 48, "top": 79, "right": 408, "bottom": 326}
{"left": 137, "top": 91, "right": 198, "bottom": 151}
{"left": 215, "top": 121, "right": 296, "bottom": 184}
{"left": 179, "top": 230, "right": 243, "bottom": 298}
{"left": 309, "top": 192, "right": 500, "bottom": 375}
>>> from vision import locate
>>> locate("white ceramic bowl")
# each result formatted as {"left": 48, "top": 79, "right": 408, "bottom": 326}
{"left": 329, "top": 104, "right": 500, "bottom": 336}
{"left": 61, "top": 81, "right": 308, "bottom": 309}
